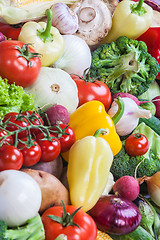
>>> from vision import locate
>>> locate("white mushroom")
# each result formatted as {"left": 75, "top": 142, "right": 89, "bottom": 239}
{"left": 71, "top": 0, "right": 114, "bottom": 48}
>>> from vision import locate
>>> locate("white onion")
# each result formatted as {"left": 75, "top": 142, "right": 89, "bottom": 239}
{"left": 0, "top": 170, "right": 42, "bottom": 227}
{"left": 51, "top": 3, "right": 78, "bottom": 34}
{"left": 54, "top": 35, "right": 92, "bottom": 76}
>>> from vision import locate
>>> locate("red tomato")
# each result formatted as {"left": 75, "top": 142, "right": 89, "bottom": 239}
{"left": 22, "top": 111, "right": 44, "bottom": 136}
{"left": 0, "top": 130, "right": 13, "bottom": 146}
{"left": 50, "top": 124, "right": 76, "bottom": 153}
{"left": 125, "top": 133, "right": 149, "bottom": 156}
{"left": 17, "top": 138, "right": 41, "bottom": 167}
{"left": 71, "top": 74, "right": 112, "bottom": 111}
{"left": 0, "top": 40, "right": 41, "bottom": 88}
{"left": 36, "top": 133, "right": 61, "bottom": 162}
{"left": 3, "top": 112, "right": 29, "bottom": 139}
{"left": 41, "top": 205, "right": 97, "bottom": 240}
{"left": 0, "top": 23, "right": 22, "bottom": 40}
{"left": 0, "top": 145, "right": 23, "bottom": 171}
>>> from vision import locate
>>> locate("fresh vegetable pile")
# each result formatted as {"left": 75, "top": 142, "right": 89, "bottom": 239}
{"left": 0, "top": 0, "right": 160, "bottom": 239}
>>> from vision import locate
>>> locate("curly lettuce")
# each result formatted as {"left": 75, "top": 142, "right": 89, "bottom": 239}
{"left": 0, "top": 77, "right": 36, "bottom": 118}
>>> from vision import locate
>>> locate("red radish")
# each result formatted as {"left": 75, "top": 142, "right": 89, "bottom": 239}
{"left": 113, "top": 175, "right": 140, "bottom": 201}
{"left": 152, "top": 96, "right": 160, "bottom": 118}
{"left": 112, "top": 92, "right": 150, "bottom": 105}
{"left": 44, "top": 104, "right": 70, "bottom": 126}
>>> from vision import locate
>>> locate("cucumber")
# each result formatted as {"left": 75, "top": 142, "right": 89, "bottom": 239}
{"left": 139, "top": 116, "right": 160, "bottom": 136}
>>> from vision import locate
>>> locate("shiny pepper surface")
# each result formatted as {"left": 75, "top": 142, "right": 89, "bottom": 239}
{"left": 68, "top": 100, "right": 122, "bottom": 156}
{"left": 67, "top": 129, "right": 113, "bottom": 212}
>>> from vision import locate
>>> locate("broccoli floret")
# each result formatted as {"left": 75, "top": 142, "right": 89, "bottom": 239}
{"left": 90, "top": 36, "right": 160, "bottom": 97}
{"left": 0, "top": 215, "right": 45, "bottom": 240}
{"left": 110, "top": 145, "right": 160, "bottom": 179}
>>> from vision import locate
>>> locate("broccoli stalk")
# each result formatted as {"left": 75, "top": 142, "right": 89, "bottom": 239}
{"left": 0, "top": 214, "right": 45, "bottom": 240}
{"left": 90, "top": 36, "right": 160, "bottom": 97}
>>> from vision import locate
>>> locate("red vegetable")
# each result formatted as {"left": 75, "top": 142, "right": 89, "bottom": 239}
{"left": 50, "top": 124, "right": 76, "bottom": 153}
{"left": 0, "top": 130, "right": 13, "bottom": 146}
{"left": 71, "top": 74, "right": 112, "bottom": 111}
{"left": 41, "top": 203, "right": 97, "bottom": 240}
{"left": 112, "top": 92, "right": 149, "bottom": 105}
{"left": 137, "top": 27, "right": 160, "bottom": 79}
{"left": 113, "top": 176, "right": 140, "bottom": 201}
{"left": 0, "top": 145, "right": 23, "bottom": 171}
{"left": 0, "top": 23, "right": 22, "bottom": 40}
{"left": 17, "top": 138, "right": 42, "bottom": 167}
{"left": 0, "top": 40, "right": 41, "bottom": 88}
{"left": 89, "top": 195, "right": 141, "bottom": 235}
{"left": 36, "top": 133, "right": 61, "bottom": 162}
{"left": 125, "top": 133, "right": 149, "bottom": 156}
{"left": 152, "top": 96, "right": 160, "bottom": 118}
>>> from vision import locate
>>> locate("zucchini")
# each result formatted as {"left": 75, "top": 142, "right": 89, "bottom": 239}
{"left": 139, "top": 116, "right": 160, "bottom": 136}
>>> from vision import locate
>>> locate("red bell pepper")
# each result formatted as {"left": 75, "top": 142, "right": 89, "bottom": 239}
{"left": 0, "top": 23, "right": 22, "bottom": 40}
{"left": 137, "top": 27, "right": 160, "bottom": 80}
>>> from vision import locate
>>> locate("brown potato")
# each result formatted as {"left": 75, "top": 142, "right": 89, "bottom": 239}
{"left": 21, "top": 168, "right": 70, "bottom": 214}
{"left": 21, "top": 155, "right": 63, "bottom": 179}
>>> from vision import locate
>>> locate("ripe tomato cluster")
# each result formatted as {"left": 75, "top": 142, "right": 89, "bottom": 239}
{"left": 0, "top": 111, "right": 76, "bottom": 171}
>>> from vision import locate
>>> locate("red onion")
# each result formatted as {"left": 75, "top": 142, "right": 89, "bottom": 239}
{"left": 89, "top": 195, "right": 141, "bottom": 235}
{"left": 0, "top": 32, "right": 5, "bottom": 42}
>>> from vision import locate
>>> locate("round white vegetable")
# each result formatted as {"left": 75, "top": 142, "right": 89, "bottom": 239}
{"left": 53, "top": 35, "right": 92, "bottom": 76}
{"left": 25, "top": 67, "right": 79, "bottom": 114}
{"left": 0, "top": 170, "right": 42, "bottom": 227}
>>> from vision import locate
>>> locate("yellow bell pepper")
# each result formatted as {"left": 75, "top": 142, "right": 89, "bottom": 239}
{"left": 18, "top": 9, "right": 64, "bottom": 67}
{"left": 67, "top": 128, "right": 113, "bottom": 212}
{"left": 103, "top": 0, "right": 153, "bottom": 43}
{"left": 63, "top": 100, "right": 122, "bottom": 161}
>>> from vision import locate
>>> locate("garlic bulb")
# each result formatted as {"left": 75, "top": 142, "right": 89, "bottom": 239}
{"left": 51, "top": 3, "right": 78, "bottom": 35}
{"left": 108, "top": 97, "right": 152, "bottom": 136}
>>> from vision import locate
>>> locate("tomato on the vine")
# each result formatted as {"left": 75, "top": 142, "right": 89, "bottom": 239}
{"left": 0, "top": 145, "right": 23, "bottom": 171}
{"left": 0, "top": 40, "right": 41, "bottom": 88}
{"left": 125, "top": 133, "right": 149, "bottom": 156}
{"left": 17, "top": 138, "right": 41, "bottom": 167}
{"left": 36, "top": 133, "right": 61, "bottom": 162}
{"left": 50, "top": 124, "right": 76, "bottom": 153}
{"left": 71, "top": 74, "right": 112, "bottom": 111}
{"left": 3, "top": 112, "right": 29, "bottom": 139}
{"left": 22, "top": 111, "right": 44, "bottom": 136}
{"left": 41, "top": 203, "right": 97, "bottom": 240}
{"left": 0, "top": 130, "right": 13, "bottom": 146}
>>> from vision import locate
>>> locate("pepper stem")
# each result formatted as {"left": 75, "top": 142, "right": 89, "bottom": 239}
{"left": 112, "top": 97, "right": 124, "bottom": 125}
{"left": 94, "top": 128, "right": 109, "bottom": 138}
{"left": 37, "top": 9, "right": 53, "bottom": 43}
{"left": 131, "top": 0, "right": 146, "bottom": 15}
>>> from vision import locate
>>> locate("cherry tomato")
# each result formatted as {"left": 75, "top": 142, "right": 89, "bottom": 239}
{"left": 3, "top": 112, "right": 29, "bottom": 139}
{"left": 0, "top": 145, "right": 23, "bottom": 171}
{"left": 17, "top": 138, "right": 41, "bottom": 167}
{"left": 50, "top": 124, "right": 76, "bottom": 153}
{"left": 22, "top": 111, "right": 44, "bottom": 136}
{"left": 0, "top": 23, "right": 22, "bottom": 40}
{"left": 0, "top": 130, "right": 13, "bottom": 146}
{"left": 36, "top": 133, "right": 61, "bottom": 162}
{"left": 0, "top": 40, "right": 41, "bottom": 88}
{"left": 71, "top": 74, "right": 112, "bottom": 111}
{"left": 41, "top": 204, "right": 97, "bottom": 240}
{"left": 125, "top": 133, "right": 149, "bottom": 156}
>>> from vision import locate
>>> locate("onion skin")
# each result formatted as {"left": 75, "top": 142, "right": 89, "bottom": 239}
{"left": 89, "top": 195, "right": 141, "bottom": 235}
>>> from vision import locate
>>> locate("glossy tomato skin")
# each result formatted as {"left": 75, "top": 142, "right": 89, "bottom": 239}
{"left": 125, "top": 133, "right": 149, "bottom": 156}
{"left": 22, "top": 111, "right": 44, "bottom": 136}
{"left": 50, "top": 124, "right": 76, "bottom": 153}
{"left": 0, "top": 23, "right": 22, "bottom": 40}
{"left": 41, "top": 205, "right": 97, "bottom": 240}
{"left": 0, "top": 130, "right": 13, "bottom": 146}
{"left": 0, "top": 40, "right": 41, "bottom": 88}
{"left": 0, "top": 145, "right": 23, "bottom": 171}
{"left": 36, "top": 133, "right": 61, "bottom": 162}
{"left": 71, "top": 74, "right": 112, "bottom": 111}
{"left": 17, "top": 138, "right": 41, "bottom": 167}
{"left": 3, "top": 112, "right": 29, "bottom": 139}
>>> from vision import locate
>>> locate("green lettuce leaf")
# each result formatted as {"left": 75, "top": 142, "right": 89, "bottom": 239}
{"left": 0, "top": 77, "right": 35, "bottom": 118}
